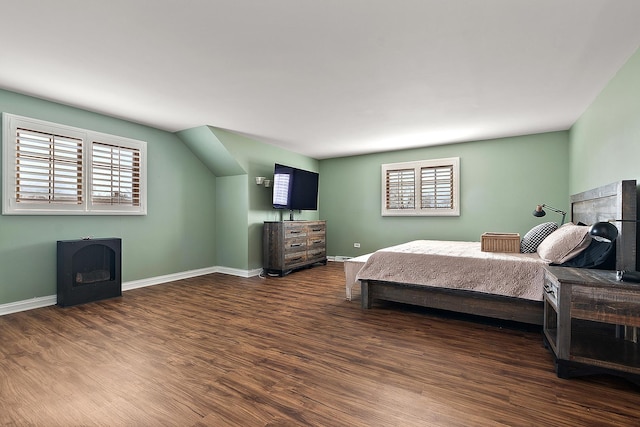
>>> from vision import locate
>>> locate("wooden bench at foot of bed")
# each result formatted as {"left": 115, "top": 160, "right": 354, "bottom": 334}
{"left": 344, "top": 253, "right": 372, "bottom": 301}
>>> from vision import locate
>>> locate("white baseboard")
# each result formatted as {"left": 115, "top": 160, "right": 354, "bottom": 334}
{"left": 216, "top": 266, "right": 263, "bottom": 278}
{"left": 123, "top": 266, "right": 220, "bottom": 291}
{"left": 328, "top": 256, "right": 352, "bottom": 262}
{"left": 0, "top": 295, "right": 58, "bottom": 316}
{"left": 0, "top": 265, "right": 262, "bottom": 316}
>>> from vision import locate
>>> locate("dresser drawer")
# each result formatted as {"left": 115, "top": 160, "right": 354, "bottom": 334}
{"left": 284, "top": 224, "right": 307, "bottom": 239}
{"left": 284, "top": 237, "right": 307, "bottom": 252}
{"left": 307, "top": 222, "right": 326, "bottom": 236}
{"left": 307, "top": 235, "right": 325, "bottom": 249}
{"left": 543, "top": 273, "right": 559, "bottom": 308}
{"left": 307, "top": 247, "right": 326, "bottom": 260}
{"left": 284, "top": 250, "right": 307, "bottom": 267}
{"left": 571, "top": 284, "right": 640, "bottom": 326}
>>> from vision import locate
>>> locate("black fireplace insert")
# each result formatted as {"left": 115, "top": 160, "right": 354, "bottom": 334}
{"left": 57, "top": 238, "right": 122, "bottom": 307}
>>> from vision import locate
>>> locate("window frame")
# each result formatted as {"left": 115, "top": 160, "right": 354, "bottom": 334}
{"left": 2, "top": 113, "right": 147, "bottom": 215}
{"left": 381, "top": 157, "right": 460, "bottom": 217}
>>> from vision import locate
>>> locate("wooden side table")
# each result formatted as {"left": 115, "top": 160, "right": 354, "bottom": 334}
{"left": 543, "top": 266, "right": 640, "bottom": 383}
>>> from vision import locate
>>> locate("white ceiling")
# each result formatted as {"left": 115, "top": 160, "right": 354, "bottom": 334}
{"left": 2, "top": 1, "right": 640, "bottom": 159}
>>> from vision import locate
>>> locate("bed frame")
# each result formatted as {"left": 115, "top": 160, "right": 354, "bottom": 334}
{"left": 360, "top": 180, "right": 637, "bottom": 325}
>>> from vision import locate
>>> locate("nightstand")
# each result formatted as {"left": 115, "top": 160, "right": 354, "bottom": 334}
{"left": 543, "top": 266, "right": 640, "bottom": 383}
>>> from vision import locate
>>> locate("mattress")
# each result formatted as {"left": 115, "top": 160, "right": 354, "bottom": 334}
{"left": 356, "top": 240, "right": 549, "bottom": 301}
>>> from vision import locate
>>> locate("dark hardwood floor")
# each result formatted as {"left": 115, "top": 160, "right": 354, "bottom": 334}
{"left": 1, "top": 262, "right": 638, "bottom": 426}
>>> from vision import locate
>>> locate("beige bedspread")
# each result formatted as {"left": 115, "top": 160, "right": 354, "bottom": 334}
{"left": 356, "top": 240, "right": 549, "bottom": 301}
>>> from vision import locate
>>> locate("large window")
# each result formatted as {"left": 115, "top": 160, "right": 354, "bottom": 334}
{"left": 2, "top": 113, "right": 147, "bottom": 215}
{"left": 382, "top": 157, "right": 460, "bottom": 216}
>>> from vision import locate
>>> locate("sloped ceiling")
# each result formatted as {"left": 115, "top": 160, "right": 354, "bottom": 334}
{"left": 176, "top": 126, "right": 246, "bottom": 177}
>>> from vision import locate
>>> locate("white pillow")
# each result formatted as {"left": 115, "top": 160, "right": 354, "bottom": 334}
{"left": 536, "top": 222, "right": 592, "bottom": 264}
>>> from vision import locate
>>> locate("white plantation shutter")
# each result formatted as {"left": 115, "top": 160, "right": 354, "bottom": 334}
{"left": 3, "top": 113, "right": 146, "bottom": 215}
{"left": 421, "top": 165, "right": 454, "bottom": 209}
{"left": 92, "top": 142, "right": 141, "bottom": 207}
{"left": 382, "top": 157, "right": 459, "bottom": 216}
{"left": 15, "top": 127, "right": 83, "bottom": 204}
{"left": 386, "top": 168, "right": 415, "bottom": 210}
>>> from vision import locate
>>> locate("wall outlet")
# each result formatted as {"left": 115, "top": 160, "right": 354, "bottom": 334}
{"left": 353, "top": 242, "right": 361, "bottom": 248}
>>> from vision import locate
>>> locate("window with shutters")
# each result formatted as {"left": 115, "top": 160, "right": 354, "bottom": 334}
{"left": 91, "top": 142, "right": 141, "bottom": 208}
{"left": 2, "top": 113, "right": 147, "bottom": 215}
{"left": 381, "top": 157, "right": 459, "bottom": 216}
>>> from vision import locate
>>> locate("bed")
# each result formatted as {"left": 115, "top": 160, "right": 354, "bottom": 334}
{"left": 354, "top": 180, "right": 637, "bottom": 325}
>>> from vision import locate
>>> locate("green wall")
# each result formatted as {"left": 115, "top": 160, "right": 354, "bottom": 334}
{"left": 216, "top": 175, "right": 249, "bottom": 269}
{"left": 209, "top": 128, "right": 319, "bottom": 270}
{"left": 319, "top": 132, "right": 570, "bottom": 257}
{"left": 0, "top": 89, "right": 217, "bottom": 305}
{"left": 176, "top": 126, "right": 319, "bottom": 271}
{"left": 569, "top": 46, "right": 640, "bottom": 193}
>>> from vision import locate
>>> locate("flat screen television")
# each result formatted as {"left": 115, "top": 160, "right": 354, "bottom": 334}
{"left": 272, "top": 164, "right": 319, "bottom": 211}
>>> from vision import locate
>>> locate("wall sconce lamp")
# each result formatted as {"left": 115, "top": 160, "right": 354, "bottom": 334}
{"left": 589, "top": 219, "right": 640, "bottom": 282}
{"left": 255, "top": 177, "right": 272, "bottom": 188}
{"left": 533, "top": 204, "right": 566, "bottom": 225}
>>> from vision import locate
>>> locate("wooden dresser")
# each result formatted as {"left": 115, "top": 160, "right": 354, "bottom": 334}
{"left": 263, "top": 220, "right": 327, "bottom": 276}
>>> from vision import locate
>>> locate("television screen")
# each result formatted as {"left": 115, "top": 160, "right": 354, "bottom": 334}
{"left": 272, "top": 164, "right": 319, "bottom": 211}
{"left": 272, "top": 168, "right": 291, "bottom": 208}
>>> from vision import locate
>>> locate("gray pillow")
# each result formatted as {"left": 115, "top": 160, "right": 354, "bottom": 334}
{"left": 520, "top": 222, "right": 558, "bottom": 253}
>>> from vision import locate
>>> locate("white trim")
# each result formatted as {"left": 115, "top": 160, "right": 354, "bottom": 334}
{"left": 247, "top": 268, "right": 263, "bottom": 277}
{"left": 381, "top": 157, "right": 460, "bottom": 217}
{"left": 328, "top": 255, "right": 352, "bottom": 262}
{"left": 2, "top": 112, "right": 147, "bottom": 215}
{"left": 0, "top": 265, "right": 261, "bottom": 316}
{"left": 123, "top": 266, "right": 219, "bottom": 291}
{"left": 0, "top": 295, "right": 58, "bottom": 316}
{"left": 217, "top": 266, "right": 263, "bottom": 278}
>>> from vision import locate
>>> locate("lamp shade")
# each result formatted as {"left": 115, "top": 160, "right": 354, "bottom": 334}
{"left": 533, "top": 205, "right": 546, "bottom": 217}
{"left": 589, "top": 221, "right": 619, "bottom": 243}
{"left": 532, "top": 204, "right": 566, "bottom": 224}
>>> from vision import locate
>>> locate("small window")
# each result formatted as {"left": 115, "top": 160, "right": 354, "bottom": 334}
{"left": 3, "top": 113, "right": 147, "bottom": 215}
{"left": 90, "top": 141, "right": 142, "bottom": 210}
{"left": 15, "top": 127, "right": 84, "bottom": 206}
{"left": 382, "top": 157, "right": 460, "bottom": 216}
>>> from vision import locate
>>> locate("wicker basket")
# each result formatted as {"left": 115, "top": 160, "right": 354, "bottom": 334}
{"left": 481, "top": 232, "right": 520, "bottom": 253}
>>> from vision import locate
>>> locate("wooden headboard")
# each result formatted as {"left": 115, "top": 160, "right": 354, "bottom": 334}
{"left": 570, "top": 180, "right": 637, "bottom": 271}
